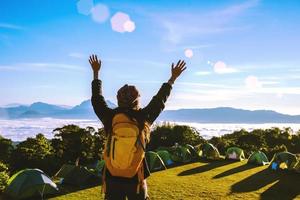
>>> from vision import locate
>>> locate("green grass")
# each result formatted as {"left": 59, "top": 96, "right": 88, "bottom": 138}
{"left": 48, "top": 160, "right": 300, "bottom": 200}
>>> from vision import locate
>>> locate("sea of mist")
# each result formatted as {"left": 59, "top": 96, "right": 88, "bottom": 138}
{"left": 1, "top": 118, "right": 300, "bottom": 141}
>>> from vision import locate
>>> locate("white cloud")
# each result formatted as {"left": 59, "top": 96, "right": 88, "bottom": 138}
{"left": 195, "top": 71, "right": 211, "bottom": 76}
{"left": 256, "top": 87, "right": 300, "bottom": 95}
{"left": 76, "top": 0, "right": 94, "bottom": 15}
{"left": 213, "top": 0, "right": 259, "bottom": 19}
{"left": 178, "top": 82, "right": 238, "bottom": 89}
{"left": 68, "top": 52, "right": 86, "bottom": 59}
{"left": 104, "top": 58, "right": 166, "bottom": 68}
{"left": 164, "top": 80, "right": 300, "bottom": 114}
{"left": 153, "top": 0, "right": 259, "bottom": 44}
{"left": 162, "top": 44, "right": 212, "bottom": 53}
{"left": 22, "top": 63, "right": 83, "bottom": 70}
{"left": 0, "top": 23, "right": 23, "bottom": 30}
{"left": 0, "top": 63, "right": 85, "bottom": 72}
{"left": 176, "top": 81, "right": 300, "bottom": 97}
{"left": 184, "top": 49, "right": 194, "bottom": 58}
{"left": 213, "top": 61, "right": 238, "bottom": 74}
{"left": 260, "top": 80, "right": 280, "bottom": 85}
{"left": 110, "top": 12, "right": 136, "bottom": 33}
{"left": 245, "top": 75, "right": 262, "bottom": 89}
{"left": 91, "top": 4, "right": 110, "bottom": 23}
{"left": 174, "top": 92, "right": 237, "bottom": 102}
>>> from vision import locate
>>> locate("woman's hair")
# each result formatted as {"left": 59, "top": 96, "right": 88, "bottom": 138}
{"left": 117, "top": 84, "right": 140, "bottom": 109}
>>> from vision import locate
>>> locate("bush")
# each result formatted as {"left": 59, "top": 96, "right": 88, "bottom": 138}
{"left": 0, "top": 162, "right": 9, "bottom": 193}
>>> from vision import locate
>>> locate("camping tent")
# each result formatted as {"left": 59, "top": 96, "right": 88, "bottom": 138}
{"left": 247, "top": 151, "right": 269, "bottom": 165}
{"left": 94, "top": 160, "right": 105, "bottom": 175}
{"left": 86, "top": 160, "right": 105, "bottom": 177}
{"left": 55, "top": 164, "right": 98, "bottom": 186}
{"left": 293, "top": 161, "right": 300, "bottom": 173}
{"left": 5, "top": 169, "right": 58, "bottom": 200}
{"left": 184, "top": 144, "right": 198, "bottom": 159}
{"left": 54, "top": 164, "right": 75, "bottom": 178}
{"left": 225, "top": 147, "right": 245, "bottom": 161}
{"left": 145, "top": 151, "right": 166, "bottom": 172}
{"left": 156, "top": 150, "right": 173, "bottom": 166}
{"left": 199, "top": 143, "right": 221, "bottom": 160}
{"left": 269, "top": 152, "right": 298, "bottom": 171}
{"left": 170, "top": 146, "right": 192, "bottom": 163}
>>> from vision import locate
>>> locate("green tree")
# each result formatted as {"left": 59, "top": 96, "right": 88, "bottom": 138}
{"left": 148, "top": 124, "right": 204, "bottom": 150}
{"left": 0, "top": 162, "right": 9, "bottom": 193}
{"left": 52, "top": 125, "right": 95, "bottom": 165}
{"left": 264, "top": 127, "right": 282, "bottom": 147}
{"left": 148, "top": 124, "right": 174, "bottom": 150}
{"left": 290, "top": 134, "right": 300, "bottom": 153}
{"left": 0, "top": 135, "right": 14, "bottom": 163}
{"left": 93, "top": 128, "right": 106, "bottom": 160}
{"left": 209, "top": 137, "right": 229, "bottom": 155}
{"left": 10, "top": 133, "right": 55, "bottom": 174}
{"left": 237, "top": 133, "right": 266, "bottom": 156}
{"left": 172, "top": 125, "right": 204, "bottom": 146}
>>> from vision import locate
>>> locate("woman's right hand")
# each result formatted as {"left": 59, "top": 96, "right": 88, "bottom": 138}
{"left": 89, "top": 54, "right": 101, "bottom": 72}
{"left": 169, "top": 60, "right": 187, "bottom": 83}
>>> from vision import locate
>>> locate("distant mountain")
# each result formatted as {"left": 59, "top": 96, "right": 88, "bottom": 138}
{"left": 29, "top": 102, "right": 67, "bottom": 114}
{"left": 3, "top": 103, "right": 27, "bottom": 108}
{"left": 159, "top": 107, "right": 300, "bottom": 123}
{"left": 59, "top": 100, "right": 117, "bottom": 119}
{"left": 0, "top": 102, "right": 300, "bottom": 123}
{"left": 5, "top": 105, "right": 30, "bottom": 118}
{"left": 18, "top": 110, "right": 44, "bottom": 118}
{"left": 0, "top": 100, "right": 117, "bottom": 119}
{"left": 72, "top": 100, "right": 116, "bottom": 111}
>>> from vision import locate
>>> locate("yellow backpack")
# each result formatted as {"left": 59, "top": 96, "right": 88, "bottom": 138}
{"left": 102, "top": 113, "right": 149, "bottom": 193}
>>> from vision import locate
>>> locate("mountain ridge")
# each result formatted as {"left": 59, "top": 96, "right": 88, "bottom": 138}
{"left": 0, "top": 101, "right": 300, "bottom": 123}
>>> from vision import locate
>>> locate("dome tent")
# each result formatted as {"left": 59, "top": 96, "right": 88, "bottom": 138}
{"left": 85, "top": 160, "right": 105, "bottom": 177}
{"left": 269, "top": 152, "right": 298, "bottom": 171}
{"left": 199, "top": 143, "right": 221, "bottom": 160}
{"left": 145, "top": 151, "right": 167, "bottom": 172}
{"left": 55, "top": 164, "right": 98, "bottom": 186}
{"left": 94, "top": 160, "right": 105, "bottom": 175}
{"left": 184, "top": 144, "right": 198, "bottom": 159}
{"left": 170, "top": 146, "right": 192, "bottom": 163}
{"left": 5, "top": 169, "right": 58, "bottom": 200}
{"left": 293, "top": 160, "right": 300, "bottom": 173}
{"left": 156, "top": 150, "right": 173, "bottom": 166}
{"left": 225, "top": 147, "right": 245, "bottom": 161}
{"left": 247, "top": 151, "right": 269, "bottom": 165}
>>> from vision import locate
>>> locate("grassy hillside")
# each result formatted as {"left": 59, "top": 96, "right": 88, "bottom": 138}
{"left": 49, "top": 160, "right": 300, "bottom": 200}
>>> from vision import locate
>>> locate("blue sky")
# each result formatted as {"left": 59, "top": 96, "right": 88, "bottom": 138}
{"left": 1, "top": 0, "right": 300, "bottom": 114}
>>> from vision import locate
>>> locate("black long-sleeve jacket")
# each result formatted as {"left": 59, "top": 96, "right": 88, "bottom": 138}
{"left": 91, "top": 79, "right": 172, "bottom": 128}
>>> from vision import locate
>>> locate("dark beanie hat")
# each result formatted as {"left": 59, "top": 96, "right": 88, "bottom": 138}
{"left": 117, "top": 84, "right": 140, "bottom": 109}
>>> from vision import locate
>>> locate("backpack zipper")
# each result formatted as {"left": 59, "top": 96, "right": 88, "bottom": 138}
{"left": 112, "top": 137, "right": 117, "bottom": 160}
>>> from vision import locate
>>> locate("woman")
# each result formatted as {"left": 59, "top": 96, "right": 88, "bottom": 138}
{"left": 90, "top": 54, "right": 186, "bottom": 200}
